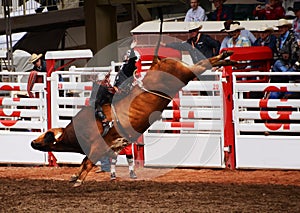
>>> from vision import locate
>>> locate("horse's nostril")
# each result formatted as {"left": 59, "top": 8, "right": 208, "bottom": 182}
{"left": 31, "top": 141, "right": 39, "bottom": 148}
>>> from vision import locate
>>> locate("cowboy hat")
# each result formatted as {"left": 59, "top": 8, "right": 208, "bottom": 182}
{"left": 28, "top": 53, "right": 43, "bottom": 64}
{"left": 275, "top": 19, "right": 292, "bottom": 28}
{"left": 188, "top": 22, "right": 202, "bottom": 32}
{"left": 221, "top": 20, "right": 241, "bottom": 32}
{"left": 257, "top": 24, "right": 274, "bottom": 32}
{"left": 285, "top": 9, "right": 295, "bottom": 19}
{"left": 224, "top": 23, "right": 245, "bottom": 33}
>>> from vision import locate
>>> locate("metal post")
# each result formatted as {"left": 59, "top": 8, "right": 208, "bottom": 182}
{"left": 222, "top": 64, "right": 236, "bottom": 169}
{"left": 23, "top": 0, "right": 26, "bottom": 15}
{"left": 131, "top": 0, "right": 138, "bottom": 28}
{"left": 3, "top": 0, "right": 14, "bottom": 71}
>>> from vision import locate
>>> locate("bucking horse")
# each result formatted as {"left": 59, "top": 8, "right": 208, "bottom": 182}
{"left": 31, "top": 15, "right": 235, "bottom": 187}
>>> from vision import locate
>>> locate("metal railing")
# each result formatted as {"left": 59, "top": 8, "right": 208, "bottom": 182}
{"left": 0, "top": 0, "right": 84, "bottom": 18}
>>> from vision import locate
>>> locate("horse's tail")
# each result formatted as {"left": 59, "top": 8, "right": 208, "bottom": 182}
{"left": 152, "top": 7, "right": 163, "bottom": 65}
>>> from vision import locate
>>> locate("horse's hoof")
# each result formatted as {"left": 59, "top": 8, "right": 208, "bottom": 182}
{"left": 73, "top": 180, "right": 83, "bottom": 188}
{"left": 69, "top": 174, "right": 78, "bottom": 182}
{"left": 223, "top": 60, "right": 237, "bottom": 66}
{"left": 222, "top": 50, "right": 234, "bottom": 59}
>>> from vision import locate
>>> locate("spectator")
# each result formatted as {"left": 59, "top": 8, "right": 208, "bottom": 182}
{"left": 29, "top": 53, "right": 46, "bottom": 72}
{"left": 253, "top": 0, "right": 285, "bottom": 20}
{"left": 27, "top": 53, "right": 46, "bottom": 98}
{"left": 285, "top": 7, "right": 296, "bottom": 19}
{"left": 35, "top": 0, "right": 58, "bottom": 13}
{"left": 184, "top": 0, "right": 207, "bottom": 22}
{"left": 208, "top": 0, "right": 233, "bottom": 21}
{"left": 254, "top": 24, "right": 277, "bottom": 56}
{"left": 162, "top": 23, "right": 220, "bottom": 63}
{"left": 110, "top": 144, "right": 137, "bottom": 180}
{"left": 292, "top": 2, "right": 300, "bottom": 46}
{"left": 220, "top": 20, "right": 256, "bottom": 50}
{"left": 28, "top": 53, "right": 63, "bottom": 81}
{"left": 224, "top": 23, "right": 251, "bottom": 48}
{"left": 274, "top": 19, "right": 298, "bottom": 61}
{"left": 269, "top": 19, "right": 300, "bottom": 99}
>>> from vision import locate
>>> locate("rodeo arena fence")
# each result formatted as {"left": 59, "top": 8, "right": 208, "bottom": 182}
{"left": 0, "top": 47, "right": 300, "bottom": 170}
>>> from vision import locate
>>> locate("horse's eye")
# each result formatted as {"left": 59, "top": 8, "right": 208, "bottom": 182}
{"left": 44, "top": 132, "right": 55, "bottom": 144}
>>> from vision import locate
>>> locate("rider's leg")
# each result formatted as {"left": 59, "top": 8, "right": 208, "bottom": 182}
{"left": 95, "top": 106, "right": 109, "bottom": 126}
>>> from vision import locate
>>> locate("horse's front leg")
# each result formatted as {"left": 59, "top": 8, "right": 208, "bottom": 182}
{"left": 72, "top": 157, "right": 94, "bottom": 187}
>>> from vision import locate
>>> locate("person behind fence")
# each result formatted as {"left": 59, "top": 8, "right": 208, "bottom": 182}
{"left": 220, "top": 20, "right": 256, "bottom": 50}
{"left": 35, "top": 0, "right": 58, "bottom": 13}
{"left": 161, "top": 23, "right": 220, "bottom": 64}
{"left": 292, "top": 2, "right": 300, "bottom": 47}
{"left": 184, "top": 0, "right": 207, "bottom": 22}
{"left": 272, "top": 48, "right": 300, "bottom": 90}
{"left": 27, "top": 53, "right": 47, "bottom": 98}
{"left": 285, "top": 7, "right": 296, "bottom": 20}
{"left": 268, "top": 19, "right": 300, "bottom": 99}
{"left": 29, "top": 53, "right": 46, "bottom": 72}
{"left": 254, "top": 24, "right": 277, "bottom": 57}
{"left": 224, "top": 23, "right": 251, "bottom": 48}
{"left": 208, "top": 0, "right": 233, "bottom": 21}
{"left": 110, "top": 144, "right": 137, "bottom": 180}
{"left": 253, "top": 0, "right": 285, "bottom": 20}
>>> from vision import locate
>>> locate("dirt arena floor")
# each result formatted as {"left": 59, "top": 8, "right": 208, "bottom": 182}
{"left": 0, "top": 166, "right": 300, "bottom": 213}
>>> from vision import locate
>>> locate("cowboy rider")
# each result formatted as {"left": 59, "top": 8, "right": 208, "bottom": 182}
{"left": 90, "top": 41, "right": 138, "bottom": 129}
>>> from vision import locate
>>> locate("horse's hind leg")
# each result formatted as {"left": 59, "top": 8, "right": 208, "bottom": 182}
{"left": 212, "top": 60, "right": 237, "bottom": 67}
{"left": 72, "top": 158, "right": 94, "bottom": 187}
{"left": 209, "top": 51, "right": 234, "bottom": 66}
{"left": 70, "top": 156, "right": 89, "bottom": 183}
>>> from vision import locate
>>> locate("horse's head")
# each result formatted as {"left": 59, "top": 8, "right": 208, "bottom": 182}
{"left": 31, "top": 128, "right": 65, "bottom": 152}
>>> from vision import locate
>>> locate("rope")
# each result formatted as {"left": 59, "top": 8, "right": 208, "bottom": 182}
{"left": 27, "top": 71, "right": 38, "bottom": 98}
{"left": 154, "top": 7, "right": 163, "bottom": 58}
{"left": 132, "top": 69, "right": 173, "bottom": 101}
{"left": 111, "top": 104, "right": 137, "bottom": 143}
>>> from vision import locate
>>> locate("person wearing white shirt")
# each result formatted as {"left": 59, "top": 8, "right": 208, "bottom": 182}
{"left": 185, "top": 0, "right": 208, "bottom": 22}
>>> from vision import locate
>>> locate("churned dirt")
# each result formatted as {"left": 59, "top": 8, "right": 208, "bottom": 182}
{"left": 0, "top": 166, "right": 299, "bottom": 212}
